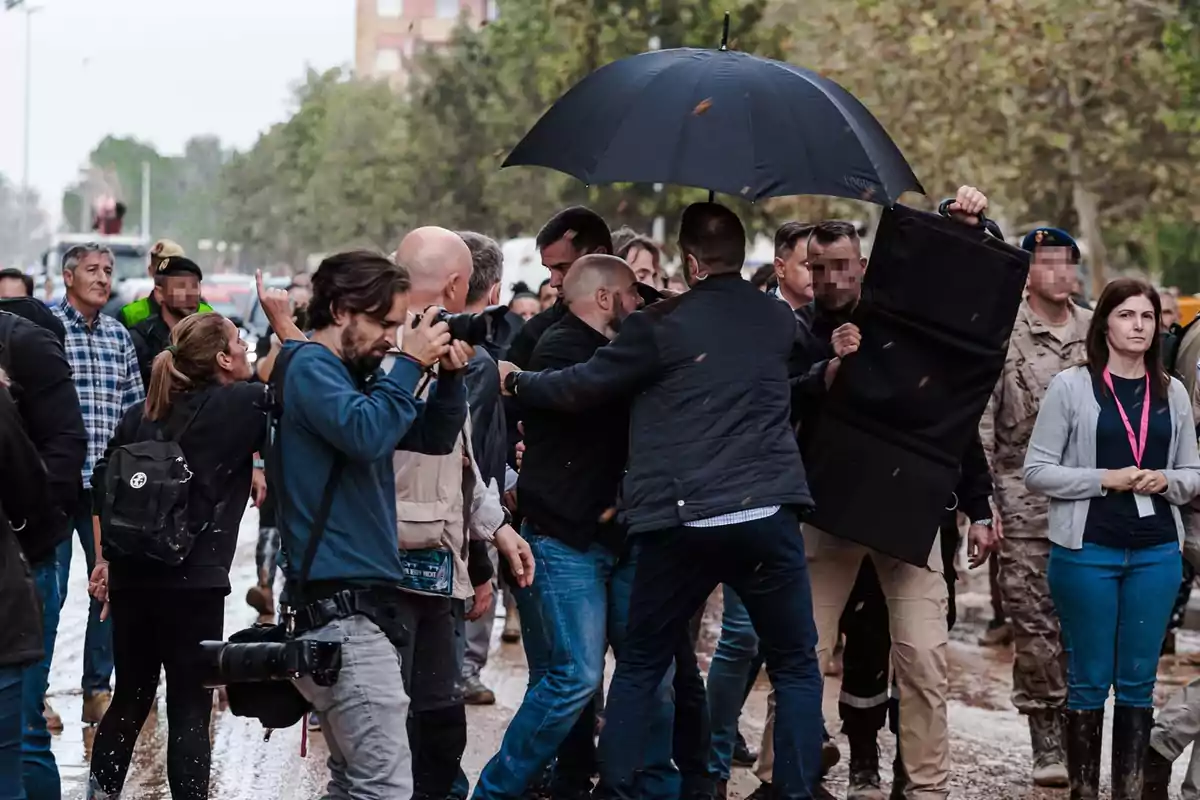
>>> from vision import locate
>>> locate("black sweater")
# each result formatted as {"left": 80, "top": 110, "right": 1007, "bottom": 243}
{"left": 517, "top": 313, "right": 628, "bottom": 551}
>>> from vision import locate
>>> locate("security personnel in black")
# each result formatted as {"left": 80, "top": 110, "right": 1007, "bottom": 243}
{"left": 129, "top": 256, "right": 205, "bottom": 385}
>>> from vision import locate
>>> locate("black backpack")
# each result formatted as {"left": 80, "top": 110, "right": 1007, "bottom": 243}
{"left": 99, "top": 399, "right": 208, "bottom": 566}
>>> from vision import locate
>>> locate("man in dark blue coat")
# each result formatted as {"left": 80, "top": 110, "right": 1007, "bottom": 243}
{"left": 499, "top": 202, "right": 823, "bottom": 800}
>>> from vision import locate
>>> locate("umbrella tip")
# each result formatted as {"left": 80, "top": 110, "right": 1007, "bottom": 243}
{"left": 720, "top": 12, "right": 730, "bottom": 50}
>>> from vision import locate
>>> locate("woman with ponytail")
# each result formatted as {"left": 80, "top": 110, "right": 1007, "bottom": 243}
{"left": 84, "top": 277, "right": 299, "bottom": 800}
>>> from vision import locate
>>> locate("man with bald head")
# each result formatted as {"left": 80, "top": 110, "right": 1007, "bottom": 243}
{"left": 389, "top": 226, "right": 536, "bottom": 800}
{"left": 475, "top": 254, "right": 693, "bottom": 800}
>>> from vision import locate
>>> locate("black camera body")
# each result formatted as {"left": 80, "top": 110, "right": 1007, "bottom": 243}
{"left": 412, "top": 304, "right": 513, "bottom": 347}
{"left": 199, "top": 634, "right": 341, "bottom": 689}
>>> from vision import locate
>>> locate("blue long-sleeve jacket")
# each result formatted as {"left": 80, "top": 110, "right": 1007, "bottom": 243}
{"left": 278, "top": 342, "right": 466, "bottom": 586}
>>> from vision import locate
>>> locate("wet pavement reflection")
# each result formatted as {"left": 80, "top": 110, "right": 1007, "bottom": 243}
{"left": 47, "top": 508, "right": 1200, "bottom": 798}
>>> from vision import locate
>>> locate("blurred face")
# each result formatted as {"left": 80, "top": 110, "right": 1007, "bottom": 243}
{"left": 160, "top": 274, "right": 202, "bottom": 319}
{"left": 1106, "top": 294, "right": 1157, "bottom": 357}
{"left": 538, "top": 283, "right": 558, "bottom": 311}
{"left": 540, "top": 236, "right": 584, "bottom": 291}
{"left": 510, "top": 296, "right": 539, "bottom": 321}
{"left": 340, "top": 292, "right": 409, "bottom": 374}
{"left": 0, "top": 277, "right": 28, "bottom": 298}
{"left": 1160, "top": 293, "right": 1179, "bottom": 332}
{"left": 627, "top": 245, "right": 660, "bottom": 287}
{"left": 666, "top": 273, "right": 688, "bottom": 293}
{"left": 1027, "top": 246, "right": 1076, "bottom": 305}
{"left": 807, "top": 235, "right": 865, "bottom": 312}
{"left": 773, "top": 240, "right": 813, "bottom": 307}
{"left": 63, "top": 251, "right": 113, "bottom": 313}
{"left": 288, "top": 284, "right": 312, "bottom": 309}
{"left": 215, "top": 318, "right": 253, "bottom": 383}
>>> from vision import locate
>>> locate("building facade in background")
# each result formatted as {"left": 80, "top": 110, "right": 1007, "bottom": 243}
{"left": 355, "top": 0, "right": 498, "bottom": 87}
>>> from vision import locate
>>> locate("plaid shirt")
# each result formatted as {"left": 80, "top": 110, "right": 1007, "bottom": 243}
{"left": 53, "top": 300, "right": 145, "bottom": 488}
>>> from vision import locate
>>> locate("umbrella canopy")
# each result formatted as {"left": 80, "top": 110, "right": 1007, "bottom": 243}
{"left": 504, "top": 47, "right": 923, "bottom": 206}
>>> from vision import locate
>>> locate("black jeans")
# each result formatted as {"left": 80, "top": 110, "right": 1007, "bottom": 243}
{"left": 91, "top": 588, "right": 225, "bottom": 800}
{"left": 396, "top": 592, "right": 467, "bottom": 800}
{"left": 596, "top": 510, "right": 823, "bottom": 800}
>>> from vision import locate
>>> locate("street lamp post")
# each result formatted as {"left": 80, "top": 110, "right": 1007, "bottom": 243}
{"left": 5, "top": 0, "right": 36, "bottom": 266}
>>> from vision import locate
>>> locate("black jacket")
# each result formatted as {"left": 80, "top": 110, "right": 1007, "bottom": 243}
{"left": 467, "top": 349, "right": 507, "bottom": 489}
{"left": 129, "top": 314, "right": 171, "bottom": 387}
{"left": 507, "top": 301, "right": 567, "bottom": 370}
{"left": 465, "top": 350, "right": 505, "bottom": 588}
{"left": 518, "top": 313, "right": 628, "bottom": 551}
{"left": 0, "top": 311, "right": 87, "bottom": 558}
{"left": 788, "top": 299, "right": 993, "bottom": 521}
{"left": 514, "top": 274, "right": 813, "bottom": 533}
{"left": 93, "top": 383, "right": 268, "bottom": 594}
{"left": 0, "top": 385, "right": 55, "bottom": 667}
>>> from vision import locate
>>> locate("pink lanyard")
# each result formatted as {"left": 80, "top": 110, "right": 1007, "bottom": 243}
{"left": 1102, "top": 367, "right": 1151, "bottom": 467}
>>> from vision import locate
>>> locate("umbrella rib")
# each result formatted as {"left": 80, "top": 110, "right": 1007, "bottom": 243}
{"left": 587, "top": 56, "right": 695, "bottom": 185}
{"left": 669, "top": 55, "right": 717, "bottom": 191}
{"left": 763, "top": 58, "right": 893, "bottom": 203}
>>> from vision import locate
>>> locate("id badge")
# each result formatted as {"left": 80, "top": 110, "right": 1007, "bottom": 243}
{"left": 1134, "top": 493, "right": 1156, "bottom": 519}
{"left": 397, "top": 549, "right": 454, "bottom": 596}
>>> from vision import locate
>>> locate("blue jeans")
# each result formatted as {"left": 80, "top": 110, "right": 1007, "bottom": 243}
{"left": 474, "top": 529, "right": 677, "bottom": 800}
{"left": 707, "top": 587, "right": 759, "bottom": 780}
{"left": 56, "top": 502, "right": 113, "bottom": 697}
{"left": 1, "top": 666, "right": 24, "bottom": 800}
{"left": 1049, "top": 541, "right": 1181, "bottom": 710}
{"left": 22, "top": 557, "right": 61, "bottom": 800}
{"left": 597, "top": 510, "right": 823, "bottom": 800}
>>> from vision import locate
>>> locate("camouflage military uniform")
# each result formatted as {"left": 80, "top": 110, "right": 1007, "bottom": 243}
{"left": 980, "top": 299, "right": 1092, "bottom": 714}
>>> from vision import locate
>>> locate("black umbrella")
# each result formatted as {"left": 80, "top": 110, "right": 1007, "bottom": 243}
{"left": 504, "top": 34, "right": 923, "bottom": 205}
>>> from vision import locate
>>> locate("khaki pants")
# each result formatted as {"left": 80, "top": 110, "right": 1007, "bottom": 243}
{"left": 803, "top": 525, "right": 950, "bottom": 800}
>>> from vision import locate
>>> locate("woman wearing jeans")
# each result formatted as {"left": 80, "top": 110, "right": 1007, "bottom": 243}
{"left": 1024, "top": 278, "right": 1200, "bottom": 800}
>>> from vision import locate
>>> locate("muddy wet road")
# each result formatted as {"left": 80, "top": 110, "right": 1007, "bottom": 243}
{"left": 47, "top": 507, "right": 1200, "bottom": 798}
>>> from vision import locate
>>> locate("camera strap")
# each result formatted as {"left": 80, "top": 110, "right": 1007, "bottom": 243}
{"left": 266, "top": 342, "right": 348, "bottom": 627}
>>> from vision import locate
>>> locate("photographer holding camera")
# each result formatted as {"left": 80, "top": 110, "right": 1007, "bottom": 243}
{"left": 83, "top": 278, "right": 299, "bottom": 800}
{"left": 273, "top": 248, "right": 497, "bottom": 800}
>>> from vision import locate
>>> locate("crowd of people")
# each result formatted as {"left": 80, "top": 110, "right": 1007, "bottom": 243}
{"left": 3, "top": 184, "right": 1200, "bottom": 800}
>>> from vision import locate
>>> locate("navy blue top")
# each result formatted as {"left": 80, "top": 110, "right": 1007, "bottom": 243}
{"left": 277, "top": 342, "right": 466, "bottom": 588}
{"left": 1084, "top": 374, "right": 1176, "bottom": 549}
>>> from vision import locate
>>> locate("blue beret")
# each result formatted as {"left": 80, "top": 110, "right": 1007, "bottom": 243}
{"left": 1021, "top": 227, "right": 1081, "bottom": 261}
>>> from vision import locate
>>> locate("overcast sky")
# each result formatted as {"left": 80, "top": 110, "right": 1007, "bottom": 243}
{"left": 0, "top": 0, "right": 355, "bottom": 221}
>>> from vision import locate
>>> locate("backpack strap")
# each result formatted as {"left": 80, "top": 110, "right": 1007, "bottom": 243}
{"left": 267, "top": 342, "right": 348, "bottom": 601}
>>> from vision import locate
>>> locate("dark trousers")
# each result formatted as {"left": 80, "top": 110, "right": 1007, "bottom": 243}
{"left": 91, "top": 589, "right": 225, "bottom": 800}
{"left": 395, "top": 592, "right": 466, "bottom": 800}
{"left": 596, "top": 510, "right": 823, "bottom": 800}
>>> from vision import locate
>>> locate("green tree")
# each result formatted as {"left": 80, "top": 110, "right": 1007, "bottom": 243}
{"left": 0, "top": 173, "right": 50, "bottom": 269}
{"left": 398, "top": 0, "right": 789, "bottom": 241}
{"left": 219, "top": 68, "right": 417, "bottom": 265}
{"left": 783, "top": 0, "right": 1199, "bottom": 296}
{"left": 61, "top": 134, "right": 230, "bottom": 254}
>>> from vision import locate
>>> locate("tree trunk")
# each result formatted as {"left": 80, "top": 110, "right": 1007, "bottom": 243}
{"left": 1068, "top": 148, "right": 1109, "bottom": 300}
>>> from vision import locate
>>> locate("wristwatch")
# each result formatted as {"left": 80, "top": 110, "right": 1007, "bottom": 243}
{"left": 504, "top": 371, "right": 521, "bottom": 396}
{"left": 971, "top": 518, "right": 994, "bottom": 528}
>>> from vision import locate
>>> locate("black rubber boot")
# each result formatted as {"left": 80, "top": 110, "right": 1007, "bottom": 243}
{"left": 888, "top": 747, "right": 907, "bottom": 800}
{"left": 1112, "top": 706, "right": 1155, "bottom": 800}
{"left": 846, "top": 731, "right": 885, "bottom": 800}
{"left": 1142, "top": 746, "right": 1173, "bottom": 800}
{"left": 1066, "top": 709, "right": 1104, "bottom": 800}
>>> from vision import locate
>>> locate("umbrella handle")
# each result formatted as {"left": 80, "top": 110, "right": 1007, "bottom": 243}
{"left": 937, "top": 197, "right": 1004, "bottom": 240}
